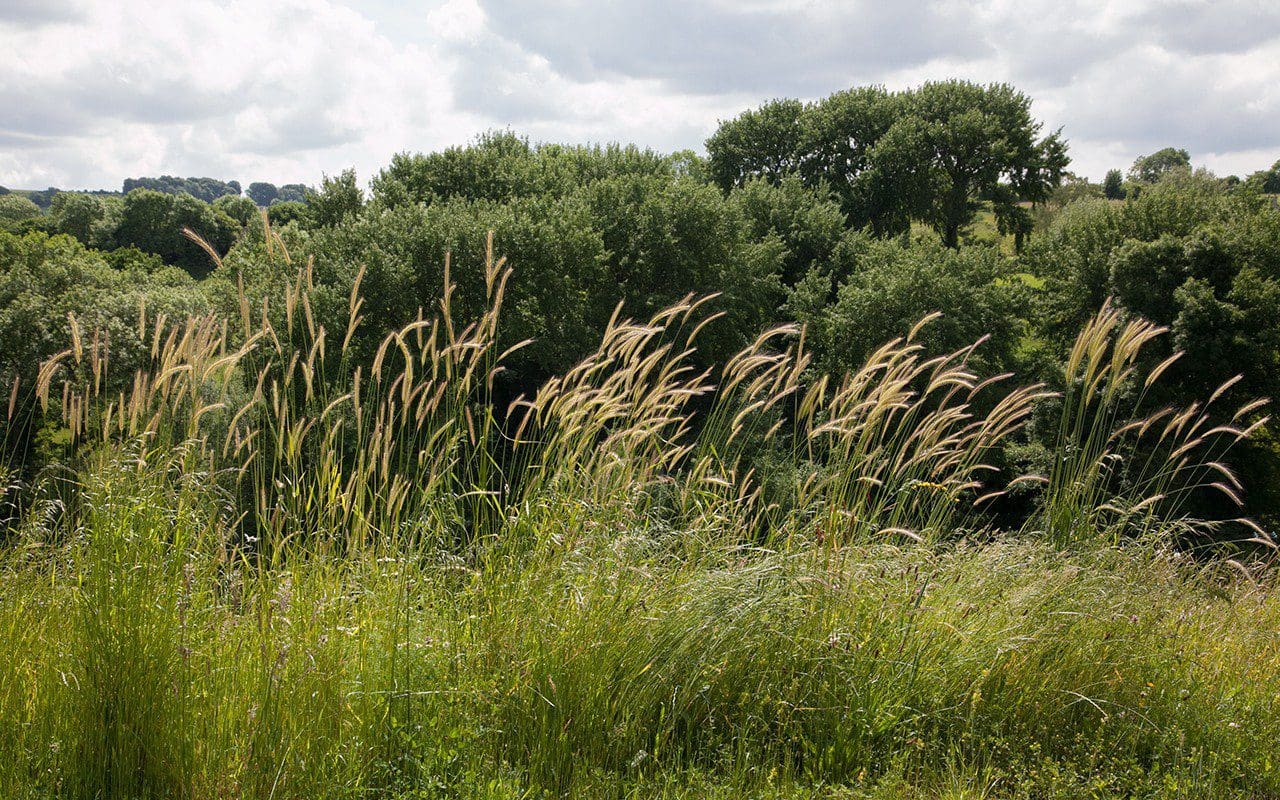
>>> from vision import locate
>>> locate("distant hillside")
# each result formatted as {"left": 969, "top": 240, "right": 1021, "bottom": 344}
{"left": 122, "top": 175, "right": 241, "bottom": 203}
{"left": 2, "top": 178, "right": 312, "bottom": 209}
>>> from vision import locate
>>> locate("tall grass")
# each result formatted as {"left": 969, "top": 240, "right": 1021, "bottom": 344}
{"left": 0, "top": 227, "right": 1276, "bottom": 798}
{"left": 1041, "top": 304, "right": 1269, "bottom": 548}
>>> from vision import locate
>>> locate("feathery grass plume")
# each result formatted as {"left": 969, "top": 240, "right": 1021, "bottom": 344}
{"left": 783, "top": 319, "right": 1049, "bottom": 546}
{"left": 1038, "top": 302, "right": 1270, "bottom": 547}
{"left": 676, "top": 322, "right": 806, "bottom": 534}
{"left": 504, "top": 303, "right": 1051, "bottom": 552}
{"left": 30, "top": 231, "right": 515, "bottom": 558}
{"left": 509, "top": 297, "right": 715, "bottom": 535}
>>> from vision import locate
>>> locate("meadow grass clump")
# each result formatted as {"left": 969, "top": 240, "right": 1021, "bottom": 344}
{"left": 0, "top": 231, "right": 1276, "bottom": 798}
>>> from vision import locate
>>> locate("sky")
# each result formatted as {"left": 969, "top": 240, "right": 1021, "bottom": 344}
{"left": 1, "top": 0, "right": 1279, "bottom": 190}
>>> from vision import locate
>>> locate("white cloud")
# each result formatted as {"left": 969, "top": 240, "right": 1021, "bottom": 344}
{"left": 476, "top": 0, "right": 989, "bottom": 96}
{"left": 0, "top": 0, "right": 478, "bottom": 187}
{"left": 1, "top": 0, "right": 1278, "bottom": 189}
{"left": 425, "top": 0, "right": 487, "bottom": 42}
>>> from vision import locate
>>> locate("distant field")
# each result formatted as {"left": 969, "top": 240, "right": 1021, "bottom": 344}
{"left": 909, "top": 205, "right": 1017, "bottom": 253}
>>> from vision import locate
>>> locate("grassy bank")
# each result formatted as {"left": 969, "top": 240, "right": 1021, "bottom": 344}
{"left": 3, "top": 487, "right": 1278, "bottom": 799}
{"left": 0, "top": 237, "right": 1275, "bottom": 798}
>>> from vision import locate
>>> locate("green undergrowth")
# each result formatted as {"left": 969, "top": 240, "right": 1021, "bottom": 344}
{"left": 1, "top": 451, "right": 1277, "bottom": 798}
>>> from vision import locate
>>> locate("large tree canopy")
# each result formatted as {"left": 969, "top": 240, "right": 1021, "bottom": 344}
{"left": 705, "top": 80, "right": 1067, "bottom": 247}
{"left": 369, "top": 131, "right": 678, "bottom": 209}
{"left": 905, "top": 81, "right": 1069, "bottom": 248}
{"left": 1128, "top": 147, "right": 1192, "bottom": 184}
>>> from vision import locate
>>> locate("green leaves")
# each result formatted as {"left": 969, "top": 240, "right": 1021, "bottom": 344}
{"left": 1104, "top": 169, "right": 1125, "bottom": 200}
{"left": 289, "top": 137, "right": 797, "bottom": 395}
{"left": 307, "top": 168, "right": 364, "bottom": 228}
{"left": 369, "top": 131, "right": 677, "bottom": 209}
{"left": 790, "top": 237, "right": 1026, "bottom": 380}
{"left": 705, "top": 80, "right": 1068, "bottom": 247}
{"left": 113, "top": 189, "right": 240, "bottom": 278}
{"left": 1128, "top": 147, "right": 1192, "bottom": 184}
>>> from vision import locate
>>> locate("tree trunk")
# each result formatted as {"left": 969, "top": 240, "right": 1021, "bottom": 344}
{"left": 943, "top": 222, "right": 960, "bottom": 249}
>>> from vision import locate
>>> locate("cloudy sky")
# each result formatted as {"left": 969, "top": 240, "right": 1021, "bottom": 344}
{"left": 2, "top": 0, "right": 1279, "bottom": 190}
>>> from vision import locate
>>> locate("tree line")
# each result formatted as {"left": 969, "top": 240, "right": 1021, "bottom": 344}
{"left": 3, "top": 78, "right": 1280, "bottom": 532}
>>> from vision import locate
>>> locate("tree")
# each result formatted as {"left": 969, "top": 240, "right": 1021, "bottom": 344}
{"left": 369, "top": 131, "right": 676, "bottom": 208}
{"left": 276, "top": 184, "right": 310, "bottom": 204}
{"left": 1029, "top": 171, "right": 1280, "bottom": 398}
{"left": 905, "top": 81, "right": 1067, "bottom": 248}
{"left": 1265, "top": 159, "right": 1280, "bottom": 193}
{"left": 246, "top": 182, "right": 279, "bottom": 206}
{"left": 372, "top": 130, "right": 538, "bottom": 206}
{"left": 1244, "top": 159, "right": 1280, "bottom": 194}
{"left": 300, "top": 171, "right": 783, "bottom": 391}
{"left": 1103, "top": 169, "right": 1124, "bottom": 200}
{"left": 307, "top": 169, "right": 363, "bottom": 227}
{"left": 114, "top": 190, "right": 180, "bottom": 259}
{"left": 705, "top": 99, "right": 809, "bottom": 192}
{"left": 1026, "top": 173, "right": 1105, "bottom": 232}
{"left": 802, "top": 86, "right": 905, "bottom": 233}
{"left": 114, "top": 189, "right": 239, "bottom": 277}
{"left": 580, "top": 174, "right": 783, "bottom": 365}
{"left": 1128, "top": 147, "right": 1191, "bottom": 184}
{"left": 121, "top": 176, "right": 241, "bottom": 203}
{"left": 729, "top": 175, "right": 856, "bottom": 287}
{"left": 24, "top": 188, "right": 60, "bottom": 209}
{"left": 50, "top": 193, "right": 105, "bottom": 244}
{"left": 0, "top": 195, "right": 42, "bottom": 226}
{"left": 788, "top": 237, "right": 1026, "bottom": 378}
{"left": 304, "top": 193, "right": 614, "bottom": 385}
{"left": 213, "top": 194, "right": 259, "bottom": 228}
{"left": 705, "top": 81, "right": 1068, "bottom": 247}
{"left": 705, "top": 89, "right": 907, "bottom": 234}
{"left": 266, "top": 201, "right": 309, "bottom": 227}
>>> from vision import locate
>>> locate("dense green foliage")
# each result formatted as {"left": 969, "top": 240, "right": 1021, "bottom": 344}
{"left": 1103, "top": 168, "right": 1124, "bottom": 200}
{"left": 1030, "top": 174, "right": 1280, "bottom": 399}
{"left": 0, "top": 195, "right": 41, "bottom": 225}
{"left": 788, "top": 236, "right": 1026, "bottom": 377}
{"left": 1246, "top": 158, "right": 1280, "bottom": 194}
{"left": 1129, "top": 147, "right": 1192, "bottom": 184}
{"left": 121, "top": 175, "right": 242, "bottom": 203}
{"left": 706, "top": 81, "right": 1067, "bottom": 247}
